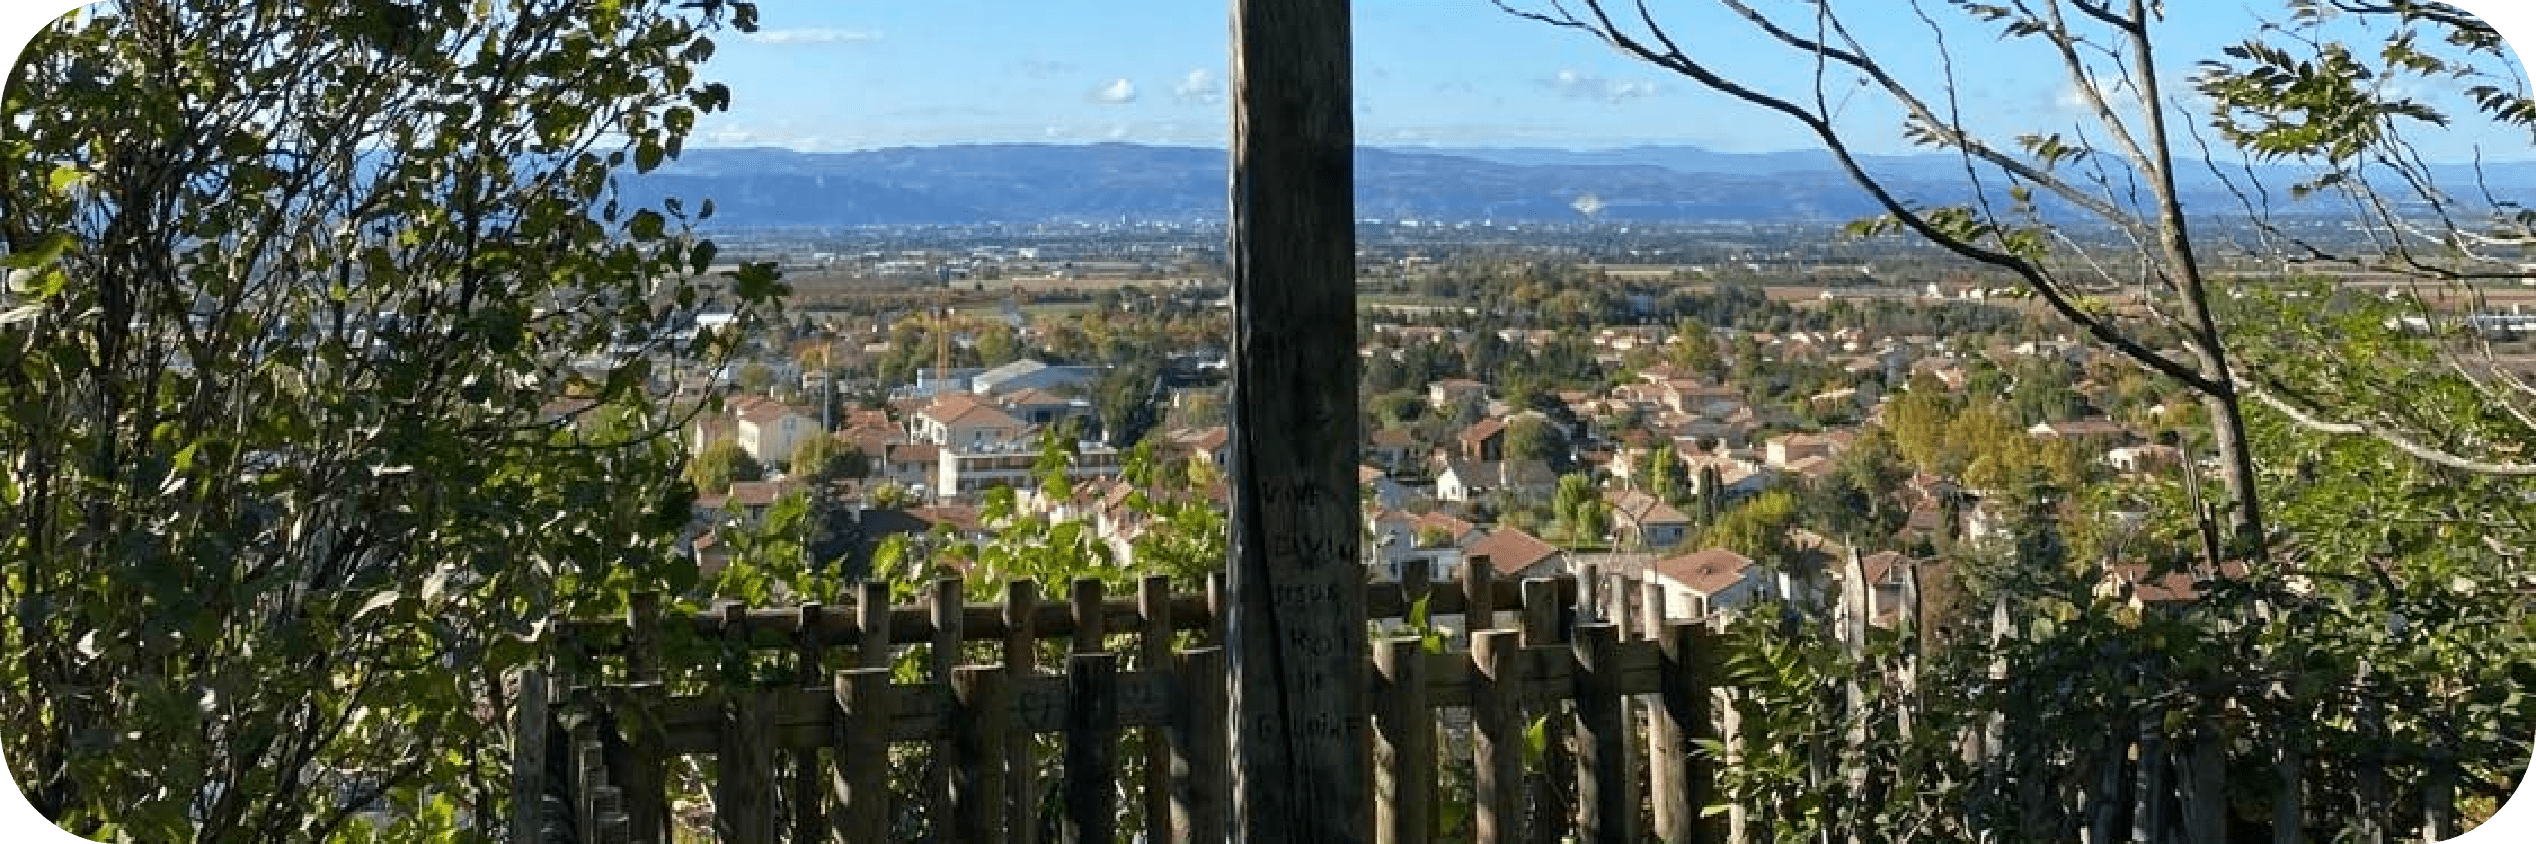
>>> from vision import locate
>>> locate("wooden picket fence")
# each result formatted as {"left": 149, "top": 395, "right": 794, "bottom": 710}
{"left": 509, "top": 559, "right": 1729, "bottom": 844}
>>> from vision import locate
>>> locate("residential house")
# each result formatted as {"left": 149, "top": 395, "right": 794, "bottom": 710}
{"left": 1605, "top": 489, "right": 1694, "bottom": 550}
{"left": 1428, "top": 378, "right": 1489, "bottom": 411}
{"left": 1362, "top": 465, "right": 1418, "bottom": 511}
{"left": 1366, "top": 509, "right": 1482, "bottom": 582}
{"left": 1466, "top": 527, "right": 1567, "bottom": 583}
{"left": 734, "top": 398, "right": 819, "bottom": 467}
{"left": 1764, "top": 432, "right": 1847, "bottom": 468}
{"left": 1649, "top": 548, "right": 1774, "bottom": 619}
{"left": 1367, "top": 427, "right": 1421, "bottom": 473}
{"left": 1459, "top": 417, "right": 1508, "bottom": 462}
{"left": 2028, "top": 417, "right": 2135, "bottom": 446}
{"left": 880, "top": 443, "right": 940, "bottom": 491}
{"left": 936, "top": 437, "right": 1126, "bottom": 500}
{"left": 1160, "top": 426, "right": 1232, "bottom": 468}
{"left": 912, "top": 393, "right": 1029, "bottom": 450}
{"left": 1000, "top": 387, "right": 1095, "bottom": 430}
{"left": 2106, "top": 443, "right": 2183, "bottom": 475}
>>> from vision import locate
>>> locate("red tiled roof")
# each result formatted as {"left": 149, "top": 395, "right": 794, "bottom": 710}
{"left": 1466, "top": 528, "right": 1561, "bottom": 576}
{"left": 1654, "top": 548, "right": 1755, "bottom": 596}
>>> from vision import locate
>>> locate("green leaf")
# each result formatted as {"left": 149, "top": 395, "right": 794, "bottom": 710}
{"left": 628, "top": 209, "right": 666, "bottom": 241}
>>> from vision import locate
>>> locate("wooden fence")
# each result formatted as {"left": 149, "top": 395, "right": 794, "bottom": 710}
{"left": 511, "top": 559, "right": 1729, "bottom": 844}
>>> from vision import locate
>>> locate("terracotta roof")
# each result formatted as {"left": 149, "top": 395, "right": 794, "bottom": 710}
{"left": 1606, "top": 489, "right": 1691, "bottom": 526}
{"left": 1371, "top": 428, "right": 1419, "bottom": 448}
{"left": 1859, "top": 551, "right": 1908, "bottom": 586}
{"left": 910, "top": 505, "right": 984, "bottom": 535}
{"left": 1410, "top": 511, "right": 1478, "bottom": 541}
{"left": 740, "top": 401, "right": 813, "bottom": 426}
{"left": 1000, "top": 387, "right": 1074, "bottom": 407}
{"left": 726, "top": 479, "right": 803, "bottom": 508}
{"left": 923, "top": 394, "right": 1026, "bottom": 431}
{"left": 1654, "top": 548, "right": 1756, "bottom": 596}
{"left": 1466, "top": 528, "right": 1561, "bottom": 576}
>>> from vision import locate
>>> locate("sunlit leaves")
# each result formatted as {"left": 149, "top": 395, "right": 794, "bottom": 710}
{"left": 0, "top": 0, "right": 770, "bottom": 838}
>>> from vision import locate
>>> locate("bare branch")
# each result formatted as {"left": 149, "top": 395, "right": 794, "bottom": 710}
{"left": 2245, "top": 379, "right": 2536, "bottom": 475}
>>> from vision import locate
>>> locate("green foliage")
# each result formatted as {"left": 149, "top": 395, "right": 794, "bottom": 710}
{"left": 1705, "top": 491, "right": 1798, "bottom": 565}
{"left": 1502, "top": 415, "right": 1564, "bottom": 463}
{"left": 690, "top": 437, "right": 763, "bottom": 495}
{"left": 0, "top": 1, "right": 771, "bottom": 839}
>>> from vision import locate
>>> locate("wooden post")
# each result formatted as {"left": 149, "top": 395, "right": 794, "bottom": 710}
{"left": 1170, "top": 647, "right": 1230, "bottom": 843}
{"left": 2183, "top": 717, "right": 2226, "bottom": 844}
{"left": 1401, "top": 557, "right": 1433, "bottom": 625}
{"left": 791, "top": 602, "right": 827, "bottom": 844}
{"left": 1206, "top": 571, "right": 1228, "bottom": 646}
{"left": 716, "top": 690, "right": 775, "bottom": 844}
{"left": 1227, "top": 0, "right": 1368, "bottom": 840}
{"left": 2273, "top": 722, "right": 2302, "bottom": 844}
{"left": 1520, "top": 577, "right": 1568, "bottom": 844}
{"left": 1472, "top": 629, "right": 1525, "bottom": 844}
{"left": 1005, "top": 580, "right": 1043, "bottom": 844}
{"left": 1464, "top": 556, "right": 1496, "bottom": 645}
{"left": 622, "top": 594, "right": 668, "bottom": 844}
{"left": 578, "top": 737, "right": 608, "bottom": 844}
{"left": 508, "top": 665, "right": 549, "bottom": 844}
{"left": 859, "top": 580, "right": 894, "bottom": 670}
{"left": 1573, "top": 623, "right": 1632, "bottom": 844}
{"left": 593, "top": 784, "right": 629, "bottom": 844}
{"left": 2135, "top": 718, "right": 2168, "bottom": 844}
{"left": 954, "top": 665, "right": 1011, "bottom": 844}
{"left": 933, "top": 578, "right": 967, "bottom": 841}
{"left": 1063, "top": 652, "right": 1120, "bottom": 844}
{"left": 1072, "top": 578, "right": 1105, "bottom": 654}
{"left": 1654, "top": 620, "right": 1724, "bottom": 844}
{"left": 1374, "top": 637, "right": 1435, "bottom": 844}
{"left": 1139, "top": 576, "right": 1177, "bottom": 836}
{"left": 834, "top": 668, "right": 896, "bottom": 842}
{"left": 2422, "top": 748, "right": 2458, "bottom": 842}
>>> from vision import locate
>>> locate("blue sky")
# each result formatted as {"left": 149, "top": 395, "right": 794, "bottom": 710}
{"left": 681, "top": 1, "right": 2536, "bottom": 159}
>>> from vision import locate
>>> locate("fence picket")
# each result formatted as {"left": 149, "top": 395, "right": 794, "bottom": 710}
{"left": 790, "top": 601, "right": 826, "bottom": 844}
{"left": 1062, "top": 651, "right": 1119, "bottom": 844}
{"left": 1574, "top": 623, "right": 1632, "bottom": 844}
{"left": 834, "top": 668, "right": 896, "bottom": 842}
{"left": 954, "top": 665, "right": 1011, "bottom": 844}
{"left": 1472, "top": 629, "right": 1525, "bottom": 844}
{"left": 1376, "top": 636, "right": 1435, "bottom": 844}
{"left": 1139, "top": 576, "right": 1175, "bottom": 838}
{"left": 539, "top": 572, "right": 1754, "bottom": 844}
{"left": 932, "top": 578, "right": 966, "bottom": 842}
{"left": 1168, "top": 647, "right": 1229, "bottom": 843}
{"left": 1004, "top": 580, "right": 1043, "bottom": 844}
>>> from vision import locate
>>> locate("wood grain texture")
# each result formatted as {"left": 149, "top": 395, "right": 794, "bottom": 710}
{"left": 1225, "top": 1, "right": 1368, "bottom": 842}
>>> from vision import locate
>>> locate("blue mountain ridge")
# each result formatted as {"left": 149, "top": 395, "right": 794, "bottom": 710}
{"left": 616, "top": 142, "right": 2536, "bottom": 228}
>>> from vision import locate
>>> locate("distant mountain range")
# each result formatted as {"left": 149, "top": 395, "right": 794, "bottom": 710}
{"left": 618, "top": 142, "right": 2536, "bottom": 228}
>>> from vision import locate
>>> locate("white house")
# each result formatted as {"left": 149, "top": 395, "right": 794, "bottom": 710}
{"left": 733, "top": 398, "right": 819, "bottom": 466}
{"left": 912, "top": 393, "right": 1030, "bottom": 450}
{"left": 1366, "top": 509, "right": 1482, "bottom": 581}
{"left": 1649, "top": 548, "right": 1775, "bottom": 620}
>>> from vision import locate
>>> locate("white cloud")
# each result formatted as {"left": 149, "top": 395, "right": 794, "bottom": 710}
{"left": 1173, "top": 68, "right": 1223, "bottom": 103}
{"left": 1542, "top": 68, "right": 1661, "bottom": 103}
{"left": 743, "top": 28, "right": 882, "bottom": 45}
{"left": 1094, "top": 78, "right": 1139, "bottom": 104}
{"left": 1107, "top": 123, "right": 1132, "bottom": 140}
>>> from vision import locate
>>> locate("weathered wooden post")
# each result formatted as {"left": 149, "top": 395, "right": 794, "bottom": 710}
{"left": 1225, "top": 0, "right": 1369, "bottom": 842}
